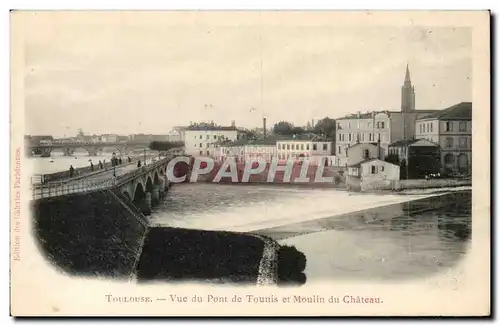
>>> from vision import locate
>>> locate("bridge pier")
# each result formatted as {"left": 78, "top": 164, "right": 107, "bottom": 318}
{"left": 159, "top": 178, "right": 166, "bottom": 199}
{"left": 142, "top": 192, "right": 152, "bottom": 216}
{"left": 63, "top": 148, "right": 73, "bottom": 156}
{"left": 151, "top": 187, "right": 160, "bottom": 206}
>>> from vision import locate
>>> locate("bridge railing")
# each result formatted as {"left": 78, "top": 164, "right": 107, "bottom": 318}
{"left": 114, "top": 155, "right": 173, "bottom": 186}
{"left": 32, "top": 177, "right": 117, "bottom": 200}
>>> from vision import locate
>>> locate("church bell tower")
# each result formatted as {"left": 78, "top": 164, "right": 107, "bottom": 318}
{"left": 401, "top": 64, "right": 416, "bottom": 113}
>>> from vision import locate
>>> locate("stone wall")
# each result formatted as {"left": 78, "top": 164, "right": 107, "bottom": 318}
{"left": 361, "top": 178, "right": 471, "bottom": 191}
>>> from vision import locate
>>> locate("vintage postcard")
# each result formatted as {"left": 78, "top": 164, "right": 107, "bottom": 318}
{"left": 10, "top": 10, "right": 490, "bottom": 316}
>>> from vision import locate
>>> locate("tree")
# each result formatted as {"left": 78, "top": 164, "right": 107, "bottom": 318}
{"left": 291, "top": 126, "right": 305, "bottom": 135}
{"left": 149, "top": 141, "right": 185, "bottom": 151}
{"left": 313, "top": 117, "right": 336, "bottom": 140}
{"left": 273, "top": 121, "right": 294, "bottom": 135}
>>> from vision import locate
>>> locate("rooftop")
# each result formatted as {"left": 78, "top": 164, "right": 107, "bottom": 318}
{"left": 417, "top": 102, "right": 472, "bottom": 121}
{"left": 347, "top": 158, "right": 398, "bottom": 168}
{"left": 337, "top": 109, "right": 442, "bottom": 121}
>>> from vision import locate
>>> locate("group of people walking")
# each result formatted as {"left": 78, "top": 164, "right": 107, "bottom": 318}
{"left": 69, "top": 155, "right": 133, "bottom": 178}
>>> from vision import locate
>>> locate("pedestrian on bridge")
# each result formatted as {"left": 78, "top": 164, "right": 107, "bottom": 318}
{"left": 137, "top": 160, "right": 142, "bottom": 168}
{"left": 119, "top": 157, "right": 122, "bottom": 165}
{"left": 69, "top": 165, "right": 75, "bottom": 178}
{"left": 128, "top": 156, "right": 131, "bottom": 163}
{"left": 98, "top": 160, "right": 103, "bottom": 169}
{"left": 90, "top": 162, "right": 94, "bottom": 172}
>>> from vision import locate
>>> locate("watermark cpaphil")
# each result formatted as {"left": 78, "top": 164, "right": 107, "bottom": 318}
{"left": 165, "top": 156, "right": 336, "bottom": 183}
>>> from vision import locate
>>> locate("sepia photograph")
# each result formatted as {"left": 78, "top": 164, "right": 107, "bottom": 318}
{"left": 10, "top": 10, "right": 490, "bottom": 316}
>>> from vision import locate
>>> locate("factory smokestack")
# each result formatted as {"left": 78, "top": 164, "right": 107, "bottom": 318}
{"left": 263, "top": 117, "right": 267, "bottom": 139}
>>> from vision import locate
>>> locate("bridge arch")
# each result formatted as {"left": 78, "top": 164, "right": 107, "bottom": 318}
{"left": 145, "top": 176, "right": 154, "bottom": 193}
{"left": 132, "top": 182, "right": 145, "bottom": 204}
{"left": 153, "top": 171, "right": 160, "bottom": 185}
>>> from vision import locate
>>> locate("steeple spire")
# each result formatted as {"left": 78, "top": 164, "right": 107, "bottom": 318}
{"left": 404, "top": 63, "right": 411, "bottom": 84}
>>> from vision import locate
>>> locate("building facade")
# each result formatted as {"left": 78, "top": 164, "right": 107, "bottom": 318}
{"left": 215, "top": 139, "right": 277, "bottom": 162}
{"left": 276, "top": 140, "right": 334, "bottom": 165}
{"left": 388, "top": 139, "right": 440, "bottom": 178}
{"left": 184, "top": 125, "right": 239, "bottom": 157}
{"left": 335, "top": 65, "right": 439, "bottom": 166}
{"left": 415, "top": 102, "right": 472, "bottom": 174}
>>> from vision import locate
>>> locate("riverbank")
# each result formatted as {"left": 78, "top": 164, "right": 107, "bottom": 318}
{"left": 30, "top": 188, "right": 285, "bottom": 285}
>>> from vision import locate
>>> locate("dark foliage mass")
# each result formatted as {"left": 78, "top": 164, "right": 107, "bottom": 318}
{"left": 277, "top": 245, "right": 307, "bottom": 286}
{"left": 149, "top": 141, "right": 185, "bottom": 151}
{"left": 137, "top": 227, "right": 265, "bottom": 284}
{"left": 31, "top": 190, "right": 147, "bottom": 278}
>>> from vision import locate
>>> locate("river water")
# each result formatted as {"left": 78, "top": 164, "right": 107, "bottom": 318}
{"left": 26, "top": 149, "right": 154, "bottom": 175}
{"left": 149, "top": 183, "right": 472, "bottom": 281}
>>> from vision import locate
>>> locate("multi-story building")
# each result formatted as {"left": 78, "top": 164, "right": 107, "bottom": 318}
{"left": 184, "top": 124, "right": 239, "bottom": 157}
{"left": 276, "top": 139, "right": 334, "bottom": 166}
{"left": 335, "top": 65, "right": 439, "bottom": 166}
{"left": 415, "top": 102, "right": 472, "bottom": 174}
{"left": 215, "top": 139, "right": 278, "bottom": 163}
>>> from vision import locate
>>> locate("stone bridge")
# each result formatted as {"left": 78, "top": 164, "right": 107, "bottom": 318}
{"left": 31, "top": 155, "right": 190, "bottom": 216}
{"left": 26, "top": 140, "right": 152, "bottom": 156}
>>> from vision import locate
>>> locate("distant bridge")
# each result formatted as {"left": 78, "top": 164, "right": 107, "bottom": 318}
{"left": 26, "top": 140, "right": 153, "bottom": 156}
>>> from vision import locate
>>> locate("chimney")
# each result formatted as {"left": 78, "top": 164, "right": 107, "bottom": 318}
{"left": 231, "top": 120, "right": 236, "bottom": 127}
{"left": 263, "top": 117, "right": 267, "bottom": 139}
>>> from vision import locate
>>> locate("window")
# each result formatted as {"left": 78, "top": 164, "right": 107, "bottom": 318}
{"left": 207, "top": 151, "right": 210, "bottom": 156}
{"left": 426, "top": 124, "right": 429, "bottom": 133}
{"left": 459, "top": 121, "right": 467, "bottom": 132}
{"left": 371, "top": 166, "right": 376, "bottom": 174}
{"left": 199, "top": 150, "right": 203, "bottom": 155}
{"left": 313, "top": 144, "right": 317, "bottom": 150}
{"left": 377, "top": 121, "right": 385, "bottom": 129}
{"left": 194, "top": 144, "right": 197, "bottom": 147}
{"left": 306, "top": 144, "right": 310, "bottom": 150}
{"left": 349, "top": 134, "right": 352, "bottom": 142}
{"left": 459, "top": 137, "right": 467, "bottom": 148}
{"left": 286, "top": 144, "right": 290, "bottom": 150}
{"left": 445, "top": 122, "right": 453, "bottom": 132}
{"left": 291, "top": 144, "right": 295, "bottom": 150}
{"left": 323, "top": 143, "right": 328, "bottom": 151}
{"left": 380, "top": 166, "right": 385, "bottom": 172}
{"left": 301, "top": 144, "right": 304, "bottom": 150}
{"left": 337, "top": 123, "right": 342, "bottom": 130}
{"left": 214, "top": 135, "right": 217, "bottom": 139}
{"left": 199, "top": 143, "right": 202, "bottom": 148}
{"left": 445, "top": 137, "right": 454, "bottom": 148}
{"left": 430, "top": 123, "right": 433, "bottom": 132}
{"left": 364, "top": 149, "right": 369, "bottom": 159}
{"left": 338, "top": 146, "right": 341, "bottom": 154}
{"left": 206, "top": 143, "right": 210, "bottom": 148}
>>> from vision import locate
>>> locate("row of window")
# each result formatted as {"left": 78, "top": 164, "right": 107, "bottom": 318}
{"left": 277, "top": 143, "right": 328, "bottom": 151}
{"left": 337, "top": 121, "right": 385, "bottom": 130}
{"left": 338, "top": 133, "right": 380, "bottom": 142}
{"left": 445, "top": 121, "right": 468, "bottom": 132}
{"left": 419, "top": 123, "right": 434, "bottom": 134}
{"left": 194, "top": 134, "right": 226, "bottom": 140}
{"left": 444, "top": 137, "right": 469, "bottom": 149}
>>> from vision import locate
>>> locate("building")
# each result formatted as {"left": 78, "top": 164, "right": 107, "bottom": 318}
{"left": 388, "top": 139, "right": 440, "bottom": 178}
{"left": 415, "top": 102, "right": 472, "bottom": 174}
{"left": 276, "top": 137, "right": 334, "bottom": 166}
{"left": 101, "top": 134, "right": 118, "bottom": 143}
{"left": 215, "top": 139, "right": 278, "bottom": 163}
{"left": 347, "top": 158, "right": 400, "bottom": 191}
{"left": 345, "top": 142, "right": 381, "bottom": 167}
{"left": 184, "top": 124, "right": 239, "bottom": 157}
{"left": 335, "top": 65, "right": 439, "bottom": 166}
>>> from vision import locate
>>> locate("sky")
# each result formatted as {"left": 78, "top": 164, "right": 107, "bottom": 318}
{"left": 20, "top": 12, "right": 472, "bottom": 138}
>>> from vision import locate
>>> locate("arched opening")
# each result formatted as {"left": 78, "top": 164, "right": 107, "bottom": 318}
{"left": 123, "top": 191, "right": 131, "bottom": 201}
{"left": 457, "top": 153, "right": 469, "bottom": 174}
{"left": 153, "top": 172, "right": 160, "bottom": 185}
{"left": 133, "top": 182, "right": 145, "bottom": 204}
{"left": 444, "top": 153, "right": 455, "bottom": 174}
{"left": 145, "top": 177, "right": 154, "bottom": 193}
